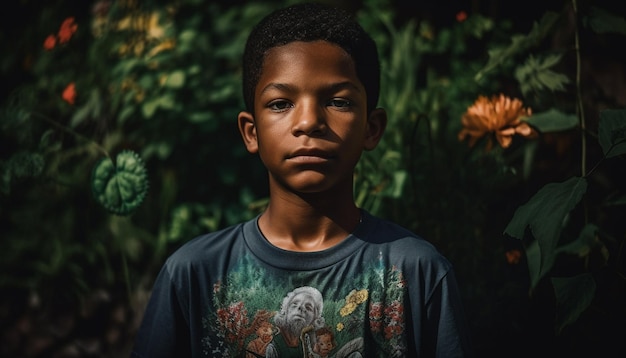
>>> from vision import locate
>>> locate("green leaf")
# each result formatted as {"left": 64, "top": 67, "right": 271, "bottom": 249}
{"left": 91, "top": 150, "right": 149, "bottom": 215}
{"left": 118, "top": 105, "right": 136, "bottom": 124}
{"left": 141, "top": 98, "right": 159, "bottom": 119}
{"left": 475, "top": 11, "right": 560, "bottom": 80}
{"left": 552, "top": 274, "right": 596, "bottom": 334}
{"left": 158, "top": 93, "right": 176, "bottom": 109}
{"left": 586, "top": 6, "right": 626, "bottom": 35}
{"left": 188, "top": 111, "right": 215, "bottom": 124}
{"left": 598, "top": 109, "right": 626, "bottom": 158}
{"left": 70, "top": 89, "right": 103, "bottom": 128}
{"left": 505, "top": 177, "right": 587, "bottom": 283}
{"left": 556, "top": 224, "right": 600, "bottom": 258}
{"left": 0, "top": 151, "right": 45, "bottom": 195}
{"left": 386, "top": 170, "right": 407, "bottom": 198}
{"left": 7, "top": 151, "right": 45, "bottom": 179}
{"left": 164, "top": 70, "right": 186, "bottom": 88}
{"left": 525, "top": 239, "right": 555, "bottom": 291}
{"left": 523, "top": 109, "right": 579, "bottom": 133}
{"left": 516, "top": 54, "right": 571, "bottom": 95}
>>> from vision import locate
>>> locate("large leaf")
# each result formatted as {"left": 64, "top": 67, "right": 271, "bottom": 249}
{"left": 505, "top": 177, "right": 587, "bottom": 283}
{"left": 552, "top": 273, "right": 596, "bottom": 334}
{"left": 523, "top": 108, "right": 579, "bottom": 133}
{"left": 598, "top": 109, "right": 626, "bottom": 158}
{"left": 524, "top": 239, "right": 555, "bottom": 291}
{"left": 91, "top": 150, "right": 149, "bottom": 216}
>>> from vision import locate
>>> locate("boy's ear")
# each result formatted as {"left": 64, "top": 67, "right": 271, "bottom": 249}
{"left": 364, "top": 108, "right": 387, "bottom": 151}
{"left": 237, "top": 111, "right": 259, "bottom": 154}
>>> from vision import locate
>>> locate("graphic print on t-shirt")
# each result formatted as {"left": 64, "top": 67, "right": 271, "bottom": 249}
{"left": 203, "top": 253, "right": 408, "bottom": 357}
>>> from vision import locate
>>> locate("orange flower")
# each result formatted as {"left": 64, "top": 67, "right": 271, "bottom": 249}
{"left": 43, "top": 34, "right": 57, "bottom": 50}
{"left": 458, "top": 94, "right": 534, "bottom": 150}
{"left": 456, "top": 11, "right": 468, "bottom": 22}
{"left": 58, "top": 17, "right": 78, "bottom": 44}
{"left": 62, "top": 82, "right": 76, "bottom": 105}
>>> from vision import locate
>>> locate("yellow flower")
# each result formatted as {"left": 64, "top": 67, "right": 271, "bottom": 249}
{"left": 336, "top": 322, "right": 344, "bottom": 331}
{"left": 354, "top": 289, "right": 368, "bottom": 304}
{"left": 346, "top": 290, "right": 358, "bottom": 304}
{"left": 458, "top": 94, "right": 534, "bottom": 151}
{"left": 340, "top": 302, "right": 357, "bottom": 317}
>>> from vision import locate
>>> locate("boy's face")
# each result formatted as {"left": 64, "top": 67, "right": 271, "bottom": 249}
{"left": 238, "top": 40, "right": 386, "bottom": 195}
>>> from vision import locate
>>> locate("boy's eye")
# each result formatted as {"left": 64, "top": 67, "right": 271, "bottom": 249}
{"left": 328, "top": 99, "right": 352, "bottom": 109}
{"left": 268, "top": 100, "right": 293, "bottom": 112}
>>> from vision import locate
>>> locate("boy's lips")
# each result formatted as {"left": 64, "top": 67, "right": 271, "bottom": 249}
{"left": 287, "top": 148, "right": 335, "bottom": 162}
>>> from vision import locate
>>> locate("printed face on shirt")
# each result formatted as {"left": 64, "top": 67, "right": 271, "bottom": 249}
{"left": 315, "top": 333, "right": 335, "bottom": 356}
{"left": 257, "top": 324, "right": 274, "bottom": 343}
{"left": 286, "top": 292, "right": 317, "bottom": 325}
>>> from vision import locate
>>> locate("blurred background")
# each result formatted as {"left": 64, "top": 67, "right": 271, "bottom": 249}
{"left": 1, "top": 0, "right": 625, "bottom": 357}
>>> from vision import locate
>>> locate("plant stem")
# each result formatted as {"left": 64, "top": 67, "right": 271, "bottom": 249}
{"left": 572, "top": 0, "right": 589, "bottom": 225}
{"left": 30, "top": 111, "right": 110, "bottom": 158}
{"left": 572, "top": 0, "right": 585, "bottom": 177}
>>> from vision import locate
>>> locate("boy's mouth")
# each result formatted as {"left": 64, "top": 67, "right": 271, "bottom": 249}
{"left": 287, "top": 148, "right": 334, "bottom": 162}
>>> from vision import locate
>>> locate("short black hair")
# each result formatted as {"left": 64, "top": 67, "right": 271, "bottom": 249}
{"left": 242, "top": 2, "right": 380, "bottom": 114}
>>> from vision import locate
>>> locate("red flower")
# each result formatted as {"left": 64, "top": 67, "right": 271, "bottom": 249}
{"left": 505, "top": 249, "right": 522, "bottom": 265}
{"left": 58, "top": 17, "right": 78, "bottom": 44}
{"left": 43, "top": 34, "right": 57, "bottom": 50}
{"left": 62, "top": 82, "right": 76, "bottom": 105}
{"left": 456, "top": 11, "right": 468, "bottom": 22}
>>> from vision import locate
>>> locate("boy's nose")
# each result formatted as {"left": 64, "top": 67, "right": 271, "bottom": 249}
{"left": 291, "top": 102, "right": 327, "bottom": 136}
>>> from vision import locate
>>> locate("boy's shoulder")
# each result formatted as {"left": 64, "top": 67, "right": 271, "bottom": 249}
{"left": 360, "top": 211, "right": 432, "bottom": 245}
{"left": 361, "top": 212, "right": 453, "bottom": 267}
{"left": 164, "top": 219, "right": 249, "bottom": 265}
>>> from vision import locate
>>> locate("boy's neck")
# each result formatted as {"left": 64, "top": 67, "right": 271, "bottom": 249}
{"left": 258, "top": 191, "right": 361, "bottom": 252}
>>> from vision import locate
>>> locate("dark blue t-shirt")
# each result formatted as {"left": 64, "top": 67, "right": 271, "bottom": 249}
{"left": 131, "top": 211, "right": 472, "bottom": 357}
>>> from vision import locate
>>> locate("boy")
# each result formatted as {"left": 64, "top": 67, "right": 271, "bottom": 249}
{"left": 131, "top": 2, "right": 472, "bottom": 357}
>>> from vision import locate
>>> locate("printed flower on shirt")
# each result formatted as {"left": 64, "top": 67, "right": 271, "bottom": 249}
{"left": 458, "top": 94, "right": 535, "bottom": 151}
{"left": 368, "top": 264, "right": 408, "bottom": 356}
{"left": 336, "top": 288, "right": 370, "bottom": 337}
{"left": 340, "top": 289, "right": 368, "bottom": 317}
{"left": 216, "top": 301, "right": 249, "bottom": 345}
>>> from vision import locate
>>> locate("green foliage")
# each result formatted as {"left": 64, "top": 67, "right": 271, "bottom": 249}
{"left": 515, "top": 54, "right": 571, "bottom": 96}
{"left": 0, "top": 0, "right": 280, "bottom": 305}
{"left": 552, "top": 273, "right": 596, "bottom": 334}
{"left": 585, "top": 6, "right": 626, "bottom": 35}
{"left": 523, "top": 108, "right": 578, "bottom": 133}
{"left": 1, "top": 151, "right": 45, "bottom": 194}
{"left": 475, "top": 11, "right": 561, "bottom": 81}
{"left": 491, "top": 5, "right": 626, "bottom": 335}
{"left": 598, "top": 109, "right": 626, "bottom": 158}
{"left": 91, "top": 150, "right": 149, "bottom": 215}
{"left": 505, "top": 176, "right": 588, "bottom": 285}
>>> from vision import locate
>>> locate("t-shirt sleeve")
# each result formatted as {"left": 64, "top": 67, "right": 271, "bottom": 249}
{"left": 130, "top": 263, "right": 191, "bottom": 358}
{"left": 424, "top": 268, "right": 474, "bottom": 357}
